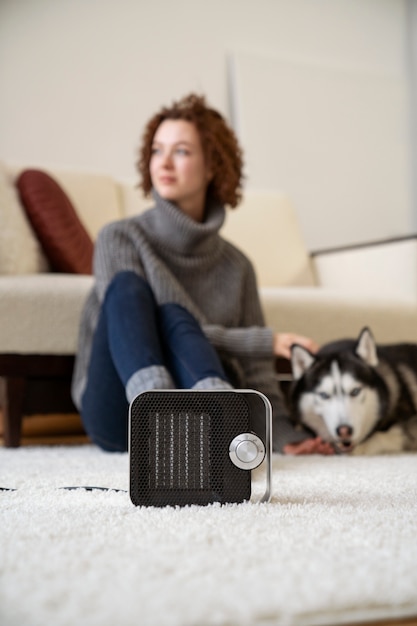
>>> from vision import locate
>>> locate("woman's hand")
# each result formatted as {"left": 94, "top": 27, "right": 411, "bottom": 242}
{"left": 274, "top": 332, "right": 319, "bottom": 359}
{"left": 283, "top": 437, "right": 335, "bottom": 455}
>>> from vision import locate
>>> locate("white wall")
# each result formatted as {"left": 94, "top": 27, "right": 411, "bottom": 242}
{"left": 406, "top": 0, "right": 417, "bottom": 233}
{"left": 230, "top": 45, "right": 411, "bottom": 249}
{"left": 0, "top": 0, "right": 411, "bottom": 249}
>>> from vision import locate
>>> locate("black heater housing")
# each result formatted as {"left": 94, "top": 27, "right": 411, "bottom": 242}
{"left": 129, "top": 389, "right": 272, "bottom": 507}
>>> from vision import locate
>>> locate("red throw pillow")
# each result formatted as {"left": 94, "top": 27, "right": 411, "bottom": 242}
{"left": 16, "top": 169, "right": 93, "bottom": 274}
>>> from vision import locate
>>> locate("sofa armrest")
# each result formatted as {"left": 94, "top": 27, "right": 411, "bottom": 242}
{"left": 310, "top": 235, "right": 417, "bottom": 299}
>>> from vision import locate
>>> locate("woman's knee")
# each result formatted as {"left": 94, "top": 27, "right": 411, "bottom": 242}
{"left": 105, "top": 271, "right": 153, "bottom": 304}
{"left": 159, "top": 303, "right": 201, "bottom": 335}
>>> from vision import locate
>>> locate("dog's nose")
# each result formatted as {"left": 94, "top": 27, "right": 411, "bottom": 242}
{"left": 336, "top": 424, "right": 353, "bottom": 439}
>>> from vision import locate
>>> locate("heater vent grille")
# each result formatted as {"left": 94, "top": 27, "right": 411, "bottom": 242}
{"left": 149, "top": 411, "right": 211, "bottom": 490}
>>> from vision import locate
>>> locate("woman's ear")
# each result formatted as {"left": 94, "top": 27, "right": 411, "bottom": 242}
{"left": 204, "top": 152, "right": 214, "bottom": 184}
{"left": 205, "top": 165, "right": 214, "bottom": 184}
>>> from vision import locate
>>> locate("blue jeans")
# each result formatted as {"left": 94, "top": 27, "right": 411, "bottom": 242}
{"left": 81, "top": 271, "right": 230, "bottom": 451}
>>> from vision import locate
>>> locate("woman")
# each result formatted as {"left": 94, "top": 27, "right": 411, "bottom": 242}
{"left": 71, "top": 93, "right": 333, "bottom": 455}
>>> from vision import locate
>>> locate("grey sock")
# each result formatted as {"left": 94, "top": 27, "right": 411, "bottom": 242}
{"left": 126, "top": 365, "right": 175, "bottom": 403}
{"left": 192, "top": 377, "right": 233, "bottom": 391}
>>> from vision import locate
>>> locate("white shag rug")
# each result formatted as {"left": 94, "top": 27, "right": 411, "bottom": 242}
{"left": 1, "top": 446, "right": 417, "bottom": 626}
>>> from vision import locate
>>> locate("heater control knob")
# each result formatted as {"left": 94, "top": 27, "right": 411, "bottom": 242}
{"left": 229, "top": 433, "right": 265, "bottom": 470}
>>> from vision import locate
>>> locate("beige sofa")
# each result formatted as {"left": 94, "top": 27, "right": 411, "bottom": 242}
{"left": 1, "top": 161, "right": 417, "bottom": 446}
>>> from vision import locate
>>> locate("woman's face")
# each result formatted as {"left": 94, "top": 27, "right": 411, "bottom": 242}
{"left": 150, "top": 119, "right": 212, "bottom": 222}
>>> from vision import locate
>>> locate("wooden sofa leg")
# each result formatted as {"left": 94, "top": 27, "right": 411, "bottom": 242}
{"left": 3, "top": 377, "right": 26, "bottom": 448}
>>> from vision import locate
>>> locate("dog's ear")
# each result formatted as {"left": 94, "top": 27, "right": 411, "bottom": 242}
{"left": 355, "top": 327, "right": 378, "bottom": 366}
{"left": 291, "top": 345, "right": 316, "bottom": 380}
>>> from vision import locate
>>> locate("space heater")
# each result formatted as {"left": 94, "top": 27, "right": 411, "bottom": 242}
{"left": 129, "top": 389, "right": 272, "bottom": 507}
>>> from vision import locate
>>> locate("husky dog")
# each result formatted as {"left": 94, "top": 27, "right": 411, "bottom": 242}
{"left": 290, "top": 328, "right": 417, "bottom": 454}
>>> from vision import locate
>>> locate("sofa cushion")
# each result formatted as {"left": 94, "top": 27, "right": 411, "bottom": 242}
{"left": 0, "top": 274, "right": 94, "bottom": 353}
{"left": 222, "top": 191, "right": 316, "bottom": 288}
{"left": 260, "top": 286, "right": 417, "bottom": 345}
{"left": 0, "top": 162, "right": 49, "bottom": 275}
{"left": 47, "top": 170, "right": 125, "bottom": 238}
{"left": 17, "top": 169, "right": 94, "bottom": 274}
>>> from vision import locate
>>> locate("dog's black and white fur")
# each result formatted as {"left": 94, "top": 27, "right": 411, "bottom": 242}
{"left": 289, "top": 328, "right": 417, "bottom": 454}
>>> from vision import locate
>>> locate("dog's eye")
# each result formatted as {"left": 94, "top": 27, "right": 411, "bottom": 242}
{"left": 349, "top": 387, "right": 362, "bottom": 397}
{"left": 317, "top": 391, "right": 330, "bottom": 400}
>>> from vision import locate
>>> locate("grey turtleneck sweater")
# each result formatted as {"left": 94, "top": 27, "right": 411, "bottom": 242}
{"left": 71, "top": 191, "right": 308, "bottom": 451}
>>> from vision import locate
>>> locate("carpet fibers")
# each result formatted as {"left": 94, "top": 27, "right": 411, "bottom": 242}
{"left": 1, "top": 446, "right": 417, "bottom": 626}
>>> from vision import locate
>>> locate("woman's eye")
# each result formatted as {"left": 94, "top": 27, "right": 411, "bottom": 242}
{"left": 151, "top": 147, "right": 161, "bottom": 155}
{"left": 176, "top": 148, "right": 189, "bottom": 156}
{"left": 350, "top": 387, "right": 362, "bottom": 397}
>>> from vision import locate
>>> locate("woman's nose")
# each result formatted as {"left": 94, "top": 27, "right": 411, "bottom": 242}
{"left": 161, "top": 152, "right": 173, "bottom": 169}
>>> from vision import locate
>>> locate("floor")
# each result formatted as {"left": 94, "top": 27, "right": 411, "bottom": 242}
{"left": 0, "top": 409, "right": 416, "bottom": 626}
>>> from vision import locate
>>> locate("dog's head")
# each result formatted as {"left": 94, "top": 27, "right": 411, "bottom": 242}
{"left": 290, "top": 328, "right": 387, "bottom": 453}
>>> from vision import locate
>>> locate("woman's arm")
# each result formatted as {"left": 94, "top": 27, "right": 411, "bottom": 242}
{"left": 93, "top": 220, "right": 146, "bottom": 303}
{"left": 203, "top": 262, "right": 317, "bottom": 360}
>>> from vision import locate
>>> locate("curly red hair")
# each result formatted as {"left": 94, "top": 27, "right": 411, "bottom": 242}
{"left": 137, "top": 93, "right": 244, "bottom": 208}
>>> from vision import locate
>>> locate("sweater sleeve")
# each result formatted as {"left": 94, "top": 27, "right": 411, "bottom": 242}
{"left": 203, "top": 324, "right": 274, "bottom": 358}
{"left": 202, "top": 259, "right": 272, "bottom": 357}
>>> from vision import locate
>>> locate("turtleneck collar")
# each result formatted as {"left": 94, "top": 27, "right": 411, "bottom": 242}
{"left": 138, "top": 189, "right": 226, "bottom": 257}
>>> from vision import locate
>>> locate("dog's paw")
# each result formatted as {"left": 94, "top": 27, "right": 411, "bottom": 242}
{"left": 352, "top": 425, "right": 405, "bottom": 455}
